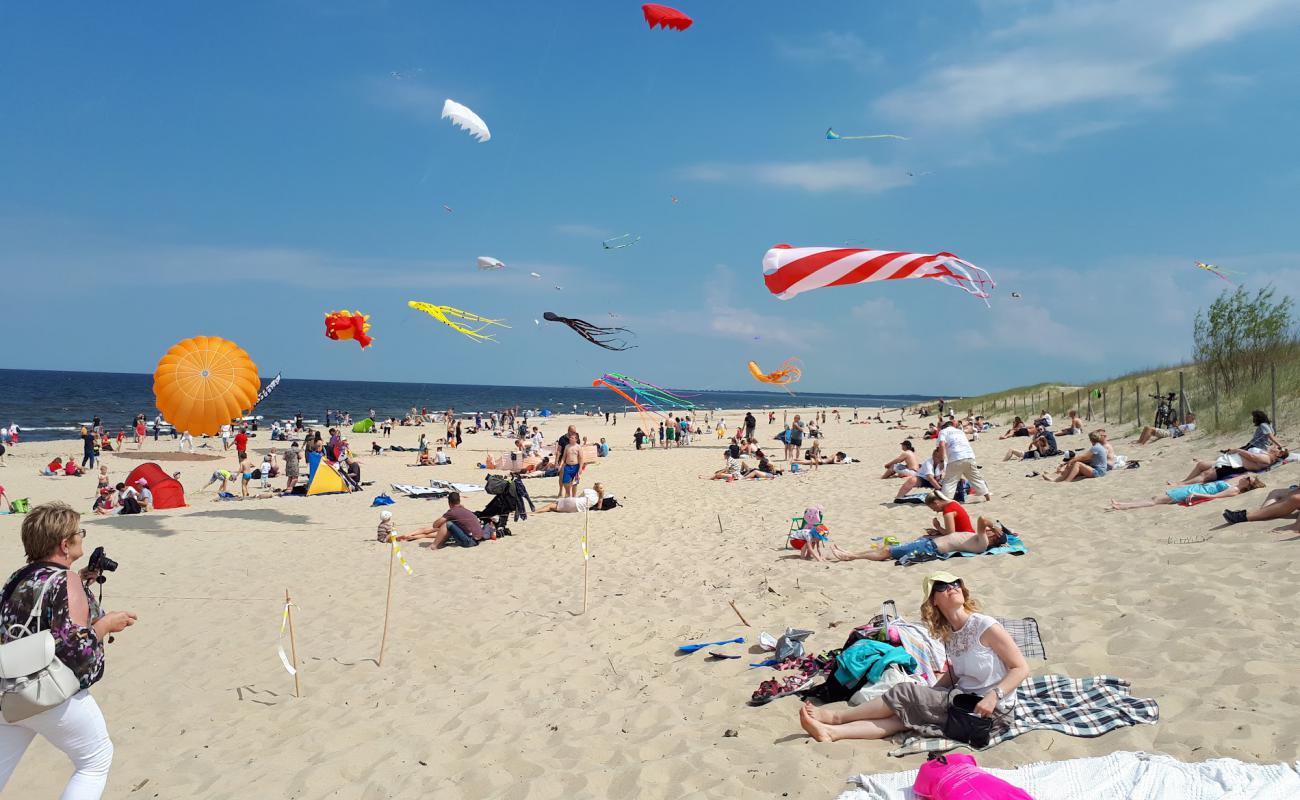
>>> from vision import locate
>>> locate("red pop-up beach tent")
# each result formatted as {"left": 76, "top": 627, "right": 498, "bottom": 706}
{"left": 123, "top": 463, "right": 187, "bottom": 510}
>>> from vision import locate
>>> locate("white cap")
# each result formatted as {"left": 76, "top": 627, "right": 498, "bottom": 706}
{"left": 379, "top": 510, "right": 393, "bottom": 521}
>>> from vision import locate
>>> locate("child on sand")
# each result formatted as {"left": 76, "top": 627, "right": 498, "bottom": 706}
{"left": 377, "top": 509, "right": 395, "bottom": 542}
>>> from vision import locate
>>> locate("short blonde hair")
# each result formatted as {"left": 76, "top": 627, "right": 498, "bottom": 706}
{"left": 21, "top": 501, "right": 81, "bottom": 562}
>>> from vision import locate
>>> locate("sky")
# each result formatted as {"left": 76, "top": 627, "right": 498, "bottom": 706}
{"left": 3, "top": 0, "right": 1300, "bottom": 396}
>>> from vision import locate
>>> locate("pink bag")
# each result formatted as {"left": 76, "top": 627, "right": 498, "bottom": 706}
{"left": 913, "top": 754, "right": 1034, "bottom": 800}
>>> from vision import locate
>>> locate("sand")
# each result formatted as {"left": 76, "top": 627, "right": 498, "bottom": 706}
{"left": 0, "top": 411, "right": 1296, "bottom": 798}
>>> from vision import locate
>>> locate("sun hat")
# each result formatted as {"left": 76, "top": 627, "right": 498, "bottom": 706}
{"left": 922, "top": 570, "right": 963, "bottom": 598}
{"left": 924, "top": 490, "right": 952, "bottom": 505}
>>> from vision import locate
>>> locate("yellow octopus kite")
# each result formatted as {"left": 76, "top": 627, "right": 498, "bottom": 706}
{"left": 407, "top": 301, "right": 510, "bottom": 343}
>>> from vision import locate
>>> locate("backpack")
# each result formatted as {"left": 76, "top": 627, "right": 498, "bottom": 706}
{"left": 485, "top": 474, "right": 510, "bottom": 496}
{"left": 598, "top": 496, "right": 619, "bottom": 511}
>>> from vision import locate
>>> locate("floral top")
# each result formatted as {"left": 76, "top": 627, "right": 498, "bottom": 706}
{"left": 1, "top": 564, "right": 105, "bottom": 690}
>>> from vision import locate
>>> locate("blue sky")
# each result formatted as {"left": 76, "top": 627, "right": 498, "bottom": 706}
{"left": 4, "top": 1, "right": 1300, "bottom": 396}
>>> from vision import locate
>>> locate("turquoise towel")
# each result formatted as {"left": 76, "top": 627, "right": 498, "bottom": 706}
{"left": 833, "top": 639, "right": 917, "bottom": 687}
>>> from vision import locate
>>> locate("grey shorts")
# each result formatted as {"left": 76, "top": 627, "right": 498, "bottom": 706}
{"left": 882, "top": 683, "right": 1012, "bottom": 738}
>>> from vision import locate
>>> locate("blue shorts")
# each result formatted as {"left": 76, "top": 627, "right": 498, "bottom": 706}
{"left": 888, "top": 537, "right": 940, "bottom": 560}
{"left": 1090, "top": 465, "right": 1108, "bottom": 478}
{"left": 562, "top": 464, "right": 581, "bottom": 485}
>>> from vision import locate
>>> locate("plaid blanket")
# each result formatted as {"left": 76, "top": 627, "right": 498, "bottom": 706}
{"left": 995, "top": 616, "right": 1046, "bottom": 660}
{"left": 889, "top": 674, "right": 1158, "bottom": 757}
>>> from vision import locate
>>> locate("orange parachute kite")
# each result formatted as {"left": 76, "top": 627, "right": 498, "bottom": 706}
{"left": 325, "top": 310, "right": 373, "bottom": 349}
{"left": 748, "top": 358, "right": 802, "bottom": 394}
{"left": 153, "top": 336, "right": 260, "bottom": 436}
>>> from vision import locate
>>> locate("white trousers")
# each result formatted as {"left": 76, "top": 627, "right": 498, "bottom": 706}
{"left": 0, "top": 690, "right": 113, "bottom": 799}
{"left": 940, "top": 457, "right": 989, "bottom": 498}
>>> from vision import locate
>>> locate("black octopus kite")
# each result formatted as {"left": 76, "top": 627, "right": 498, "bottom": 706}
{"left": 542, "top": 311, "right": 636, "bottom": 351}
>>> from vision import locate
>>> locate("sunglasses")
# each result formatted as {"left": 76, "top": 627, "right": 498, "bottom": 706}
{"left": 931, "top": 580, "right": 963, "bottom": 594}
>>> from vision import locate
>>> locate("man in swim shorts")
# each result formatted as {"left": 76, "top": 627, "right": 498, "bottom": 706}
{"left": 556, "top": 434, "right": 582, "bottom": 496}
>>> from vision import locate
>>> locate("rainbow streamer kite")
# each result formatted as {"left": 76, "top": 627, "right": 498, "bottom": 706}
{"left": 762, "top": 244, "right": 995, "bottom": 306}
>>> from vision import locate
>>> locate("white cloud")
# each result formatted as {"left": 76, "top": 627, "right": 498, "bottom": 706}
{"left": 553, "top": 223, "right": 612, "bottom": 239}
{"left": 775, "top": 32, "right": 881, "bottom": 72}
{"left": 364, "top": 75, "right": 445, "bottom": 121}
{"left": 679, "top": 159, "right": 911, "bottom": 194}
{"left": 876, "top": 0, "right": 1297, "bottom": 128}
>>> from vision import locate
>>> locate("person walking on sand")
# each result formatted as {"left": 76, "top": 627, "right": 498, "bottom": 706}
{"left": 282, "top": 442, "right": 300, "bottom": 492}
{"left": 938, "top": 421, "right": 990, "bottom": 503}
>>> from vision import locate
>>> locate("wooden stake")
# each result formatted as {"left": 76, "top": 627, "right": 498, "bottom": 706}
{"left": 582, "top": 510, "right": 590, "bottom": 615}
{"left": 285, "top": 589, "right": 302, "bottom": 698}
{"left": 728, "top": 599, "right": 751, "bottom": 627}
{"left": 378, "top": 538, "right": 396, "bottom": 667}
{"left": 717, "top": 513, "right": 723, "bottom": 535}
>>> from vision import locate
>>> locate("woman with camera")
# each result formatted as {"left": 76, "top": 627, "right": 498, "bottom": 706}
{"left": 0, "top": 502, "right": 136, "bottom": 799}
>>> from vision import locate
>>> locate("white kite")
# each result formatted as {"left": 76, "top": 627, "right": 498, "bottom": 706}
{"left": 441, "top": 99, "right": 490, "bottom": 142}
{"left": 477, "top": 256, "right": 505, "bottom": 270}
{"left": 529, "top": 272, "right": 541, "bottom": 279}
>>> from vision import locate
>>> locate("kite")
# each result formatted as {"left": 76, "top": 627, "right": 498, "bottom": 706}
{"left": 748, "top": 358, "right": 802, "bottom": 394}
{"left": 543, "top": 311, "right": 635, "bottom": 350}
{"left": 671, "top": 195, "right": 679, "bottom": 204}
{"left": 642, "top": 4, "right": 693, "bottom": 31}
{"left": 554, "top": 285, "right": 563, "bottom": 291}
{"left": 442, "top": 205, "right": 454, "bottom": 214}
{"left": 477, "top": 256, "right": 506, "bottom": 270}
{"left": 441, "top": 99, "right": 490, "bottom": 142}
{"left": 594, "top": 373, "right": 696, "bottom": 429}
{"left": 826, "top": 128, "right": 908, "bottom": 141}
{"left": 408, "top": 301, "right": 509, "bottom": 343}
{"left": 908, "top": 171, "right": 933, "bottom": 177}
{"left": 529, "top": 272, "right": 542, "bottom": 279}
{"left": 153, "top": 336, "right": 260, "bottom": 436}
{"left": 762, "top": 244, "right": 995, "bottom": 306}
{"left": 603, "top": 234, "right": 640, "bottom": 250}
{"left": 1195, "top": 261, "right": 1239, "bottom": 284}
{"left": 1010, "top": 292, "right": 1022, "bottom": 299}
{"left": 324, "top": 310, "right": 374, "bottom": 349}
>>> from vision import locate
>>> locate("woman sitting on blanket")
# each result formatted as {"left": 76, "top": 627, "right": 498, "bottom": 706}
{"left": 1176, "top": 443, "right": 1287, "bottom": 486}
{"left": 832, "top": 491, "right": 1006, "bottom": 562}
{"left": 708, "top": 451, "right": 749, "bottom": 481}
{"left": 800, "top": 572, "right": 1029, "bottom": 742}
{"left": 881, "top": 440, "right": 920, "bottom": 478}
{"left": 998, "top": 416, "right": 1030, "bottom": 440}
{"left": 1109, "top": 475, "right": 1263, "bottom": 511}
{"left": 1044, "top": 431, "right": 1109, "bottom": 482}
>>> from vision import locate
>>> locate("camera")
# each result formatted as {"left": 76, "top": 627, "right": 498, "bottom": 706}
{"left": 88, "top": 546, "right": 118, "bottom": 584}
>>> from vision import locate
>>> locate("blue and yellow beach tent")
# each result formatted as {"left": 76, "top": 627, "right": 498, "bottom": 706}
{"left": 306, "top": 459, "right": 350, "bottom": 496}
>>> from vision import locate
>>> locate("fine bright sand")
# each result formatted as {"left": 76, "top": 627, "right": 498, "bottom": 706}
{"left": 0, "top": 411, "right": 1297, "bottom": 798}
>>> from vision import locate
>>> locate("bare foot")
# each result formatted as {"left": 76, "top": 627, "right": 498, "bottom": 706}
{"left": 800, "top": 702, "right": 836, "bottom": 742}
{"left": 1273, "top": 521, "right": 1300, "bottom": 533}
{"left": 1108, "top": 500, "right": 1120, "bottom": 510}
{"left": 802, "top": 700, "right": 838, "bottom": 724}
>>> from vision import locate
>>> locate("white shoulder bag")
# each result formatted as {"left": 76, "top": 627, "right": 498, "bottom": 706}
{"left": 0, "top": 573, "right": 82, "bottom": 722}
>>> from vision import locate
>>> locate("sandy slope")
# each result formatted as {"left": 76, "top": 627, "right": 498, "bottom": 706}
{"left": 0, "top": 410, "right": 1296, "bottom": 799}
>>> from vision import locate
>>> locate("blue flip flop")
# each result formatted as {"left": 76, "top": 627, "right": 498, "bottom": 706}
{"left": 677, "top": 636, "right": 744, "bottom": 654}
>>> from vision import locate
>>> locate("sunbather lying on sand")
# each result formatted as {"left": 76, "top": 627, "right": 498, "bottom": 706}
{"left": 799, "top": 572, "right": 1028, "bottom": 742}
{"left": 1136, "top": 414, "right": 1196, "bottom": 444}
{"left": 1222, "top": 484, "right": 1300, "bottom": 530}
{"left": 1109, "top": 475, "right": 1263, "bottom": 510}
{"left": 534, "top": 483, "right": 609, "bottom": 513}
{"left": 831, "top": 492, "right": 1007, "bottom": 562}
{"left": 1176, "top": 443, "right": 1287, "bottom": 485}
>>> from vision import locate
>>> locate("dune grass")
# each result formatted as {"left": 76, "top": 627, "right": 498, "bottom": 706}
{"left": 914, "top": 343, "right": 1300, "bottom": 438}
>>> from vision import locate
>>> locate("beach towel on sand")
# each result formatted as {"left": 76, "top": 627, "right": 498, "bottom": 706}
{"left": 837, "top": 751, "right": 1300, "bottom": 800}
{"left": 894, "top": 534, "right": 1027, "bottom": 567}
{"left": 886, "top": 675, "right": 1158, "bottom": 758}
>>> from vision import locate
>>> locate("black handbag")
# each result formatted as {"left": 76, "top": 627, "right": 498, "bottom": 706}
{"left": 942, "top": 693, "right": 994, "bottom": 748}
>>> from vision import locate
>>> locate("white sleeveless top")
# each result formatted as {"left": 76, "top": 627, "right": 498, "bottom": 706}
{"left": 948, "top": 613, "right": 1016, "bottom": 710}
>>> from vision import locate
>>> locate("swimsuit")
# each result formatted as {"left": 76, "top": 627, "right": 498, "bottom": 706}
{"left": 561, "top": 463, "right": 580, "bottom": 485}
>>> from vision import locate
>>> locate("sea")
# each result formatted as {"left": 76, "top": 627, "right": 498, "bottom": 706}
{"left": 0, "top": 369, "right": 924, "bottom": 442}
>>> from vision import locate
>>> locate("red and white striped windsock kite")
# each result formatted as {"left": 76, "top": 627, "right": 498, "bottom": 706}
{"left": 761, "top": 244, "right": 995, "bottom": 305}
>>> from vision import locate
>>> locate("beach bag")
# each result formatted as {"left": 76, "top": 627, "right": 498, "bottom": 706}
{"left": 597, "top": 496, "right": 619, "bottom": 511}
{"left": 371, "top": 494, "right": 395, "bottom": 507}
{"left": 119, "top": 495, "right": 142, "bottom": 515}
{"left": 485, "top": 474, "right": 510, "bottom": 496}
{"left": 942, "top": 693, "right": 995, "bottom": 748}
{"left": 914, "top": 753, "right": 1032, "bottom": 800}
{"left": 8, "top": 499, "right": 29, "bottom": 514}
{"left": 0, "top": 574, "right": 82, "bottom": 722}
